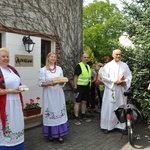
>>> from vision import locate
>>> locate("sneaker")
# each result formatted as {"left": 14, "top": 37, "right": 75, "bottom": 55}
{"left": 80, "top": 114, "right": 92, "bottom": 122}
{"left": 74, "top": 118, "right": 81, "bottom": 125}
{"left": 87, "top": 109, "right": 93, "bottom": 114}
{"left": 82, "top": 117, "right": 91, "bottom": 123}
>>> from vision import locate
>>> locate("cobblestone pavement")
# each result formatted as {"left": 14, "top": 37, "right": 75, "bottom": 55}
{"left": 25, "top": 112, "right": 150, "bottom": 150}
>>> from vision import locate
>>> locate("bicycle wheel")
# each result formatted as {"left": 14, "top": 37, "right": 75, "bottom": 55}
{"left": 127, "top": 121, "right": 134, "bottom": 145}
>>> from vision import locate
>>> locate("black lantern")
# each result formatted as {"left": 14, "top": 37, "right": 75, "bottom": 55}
{"left": 22, "top": 36, "right": 35, "bottom": 53}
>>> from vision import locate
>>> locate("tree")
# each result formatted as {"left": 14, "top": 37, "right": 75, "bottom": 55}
{"left": 0, "top": 0, "right": 83, "bottom": 97}
{"left": 85, "top": 48, "right": 98, "bottom": 64}
{"left": 83, "top": 0, "right": 125, "bottom": 61}
{"left": 121, "top": 0, "right": 150, "bottom": 125}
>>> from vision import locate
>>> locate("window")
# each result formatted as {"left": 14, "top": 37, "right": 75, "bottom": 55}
{"left": 41, "top": 40, "right": 51, "bottom": 67}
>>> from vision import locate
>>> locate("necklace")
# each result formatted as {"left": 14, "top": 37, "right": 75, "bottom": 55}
{"left": 49, "top": 65, "right": 56, "bottom": 73}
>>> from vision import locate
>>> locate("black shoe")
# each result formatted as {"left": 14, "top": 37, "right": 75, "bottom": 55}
{"left": 102, "top": 129, "right": 108, "bottom": 134}
{"left": 48, "top": 136, "right": 54, "bottom": 142}
{"left": 121, "top": 129, "right": 128, "bottom": 135}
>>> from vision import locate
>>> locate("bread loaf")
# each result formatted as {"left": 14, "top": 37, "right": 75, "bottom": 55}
{"left": 52, "top": 77, "right": 68, "bottom": 84}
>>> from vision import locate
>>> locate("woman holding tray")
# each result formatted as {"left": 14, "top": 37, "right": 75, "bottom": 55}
{"left": 38, "top": 52, "right": 68, "bottom": 143}
{"left": 0, "top": 48, "right": 25, "bottom": 150}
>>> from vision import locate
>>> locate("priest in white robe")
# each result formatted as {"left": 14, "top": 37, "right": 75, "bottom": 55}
{"left": 100, "top": 49, "right": 132, "bottom": 134}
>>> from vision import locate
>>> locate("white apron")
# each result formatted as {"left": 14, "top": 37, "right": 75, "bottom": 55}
{"left": 0, "top": 67, "right": 24, "bottom": 146}
{"left": 38, "top": 66, "right": 68, "bottom": 126}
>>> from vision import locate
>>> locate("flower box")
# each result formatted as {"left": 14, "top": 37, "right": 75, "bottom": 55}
{"left": 23, "top": 107, "right": 41, "bottom": 117}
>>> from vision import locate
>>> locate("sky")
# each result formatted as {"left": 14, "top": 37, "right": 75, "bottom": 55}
{"left": 83, "top": 0, "right": 131, "bottom": 9}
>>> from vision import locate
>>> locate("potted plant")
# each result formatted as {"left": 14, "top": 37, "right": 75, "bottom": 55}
{"left": 23, "top": 97, "right": 41, "bottom": 117}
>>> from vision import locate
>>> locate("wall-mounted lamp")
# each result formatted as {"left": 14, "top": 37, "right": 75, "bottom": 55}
{"left": 22, "top": 36, "right": 35, "bottom": 53}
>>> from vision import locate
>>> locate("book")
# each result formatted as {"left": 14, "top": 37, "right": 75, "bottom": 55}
{"left": 120, "top": 75, "right": 125, "bottom": 81}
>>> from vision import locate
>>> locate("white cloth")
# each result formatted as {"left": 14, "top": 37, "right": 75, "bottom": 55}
{"left": 100, "top": 60, "right": 132, "bottom": 130}
{"left": 98, "top": 67, "right": 103, "bottom": 79}
{"left": 0, "top": 67, "right": 24, "bottom": 146}
{"left": 148, "top": 83, "right": 150, "bottom": 90}
{"left": 38, "top": 66, "right": 68, "bottom": 126}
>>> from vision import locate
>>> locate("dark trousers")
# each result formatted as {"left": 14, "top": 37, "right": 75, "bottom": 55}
{"left": 96, "top": 86, "right": 102, "bottom": 109}
{"left": 88, "top": 83, "right": 96, "bottom": 109}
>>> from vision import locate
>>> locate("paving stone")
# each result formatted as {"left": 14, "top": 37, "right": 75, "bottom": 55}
{"left": 25, "top": 113, "right": 150, "bottom": 150}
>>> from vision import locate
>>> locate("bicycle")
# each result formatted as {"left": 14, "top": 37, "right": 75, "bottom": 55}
{"left": 114, "top": 87, "right": 142, "bottom": 145}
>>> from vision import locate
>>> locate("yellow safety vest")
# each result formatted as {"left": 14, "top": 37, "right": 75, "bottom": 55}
{"left": 77, "top": 62, "right": 91, "bottom": 86}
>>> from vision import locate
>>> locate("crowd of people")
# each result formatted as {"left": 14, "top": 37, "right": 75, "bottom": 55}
{"left": 73, "top": 50, "right": 132, "bottom": 136}
{"left": 2, "top": 46, "right": 144, "bottom": 149}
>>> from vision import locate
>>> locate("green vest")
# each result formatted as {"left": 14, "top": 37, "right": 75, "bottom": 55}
{"left": 77, "top": 62, "right": 91, "bottom": 86}
{"left": 99, "top": 85, "right": 104, "bottom": 91}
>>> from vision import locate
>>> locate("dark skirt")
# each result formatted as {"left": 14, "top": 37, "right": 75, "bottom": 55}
{"left": 43, "top": 121, "right": 69, "bottom": 138}
{"left": 0, "top": 142, "right": 25, "bottom": 150}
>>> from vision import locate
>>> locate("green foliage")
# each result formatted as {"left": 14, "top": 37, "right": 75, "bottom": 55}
{"left": 25, "top": 103, "right": 40, "bottom": 110}
{"left": 66, "top": 100, "right": 74, "bottom": 119}
{"left": 83, "top": 0, "right": 125, "bottom": 61}
{"left": 122, "top": 0, "right": 150, "bottom": 125}
{"left": 84, "top": 48, "right": 98, "bottom": 64}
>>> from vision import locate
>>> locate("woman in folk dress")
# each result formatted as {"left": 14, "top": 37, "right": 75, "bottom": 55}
{"left": 0, "top": 48, "right": 25, "bottom": 150}
{"left": 38, "top": 52, "right": 68, "bottom": 143}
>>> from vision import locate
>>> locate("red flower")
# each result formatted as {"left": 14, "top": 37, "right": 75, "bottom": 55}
{"left": 30, "top": 99, "right": 34, "bottom": 104}
{"left": 24, "top": 97, "right": 41, "bottom": 110}
{"left": 36, "top": 97, "right": 40, "bottom": 100}
{"left": 26, "top": 103, "right": 29, "bottom": 106}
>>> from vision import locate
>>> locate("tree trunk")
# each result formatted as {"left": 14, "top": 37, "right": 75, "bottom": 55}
{"left": 0, "top": 0, "right": 83, "bottom": 100}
